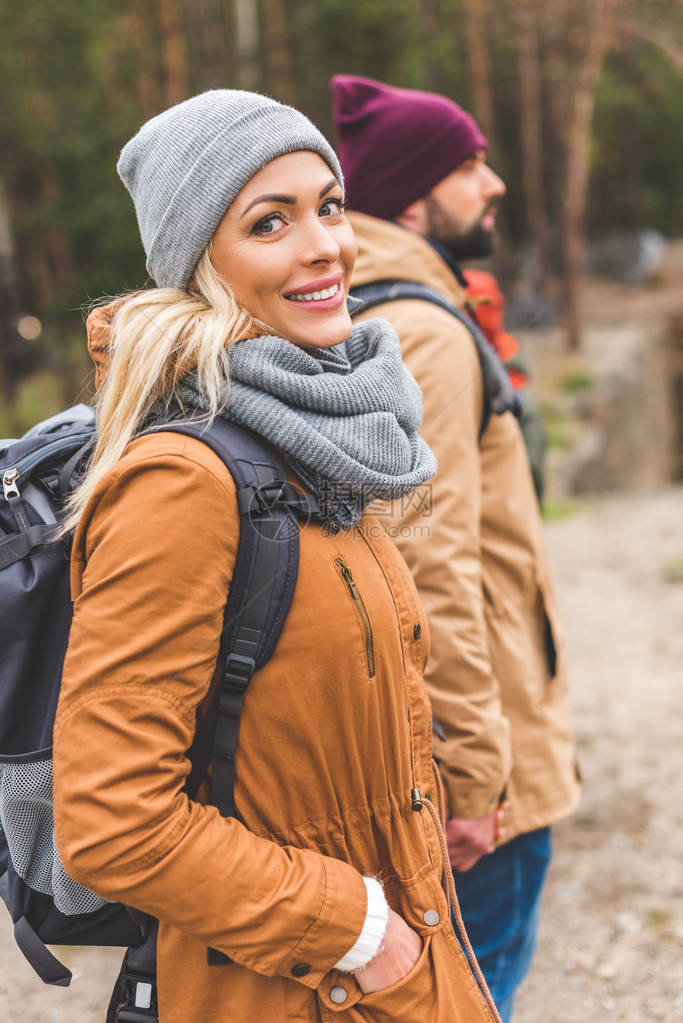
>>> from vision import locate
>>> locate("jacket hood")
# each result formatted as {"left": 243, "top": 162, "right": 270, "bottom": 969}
{"left": 86, "top": 296, "right": 135, "bottom": 391}
{"left": 86, "top": 294, "right": 262, "bottom": 391}
{"left": 347, "top": 211, "right": 467, "bottom": 308}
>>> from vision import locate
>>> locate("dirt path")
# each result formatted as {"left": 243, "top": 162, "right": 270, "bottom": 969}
{"left": 515, "top": 488, "right": 683, "bottom": 1023}
{"left": 1, "top": 489, "right": 682, "bottom": 1022}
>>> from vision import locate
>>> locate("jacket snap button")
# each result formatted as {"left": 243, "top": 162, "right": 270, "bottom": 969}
{"left": 330, "top": 985, "right": 348, "bottom": 1004}
{"left": 413, "top": 622, "right": 422, "bottom": 640}
{"left": 423, "top": 909, "right": 440, "bottom": 926}
{"left": 291, "top": 963, "right": 310, "bottom": 977}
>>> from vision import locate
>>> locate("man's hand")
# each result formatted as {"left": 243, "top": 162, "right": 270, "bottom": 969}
{"left": 355, "top": 908, "right": 423, "bottom": 994}
{"left": 446, "top": 804, "right": 506, "bottom": 873}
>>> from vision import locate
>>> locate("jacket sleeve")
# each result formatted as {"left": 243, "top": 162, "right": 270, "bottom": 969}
{"left": 53, "top": 434, "right": 367, "bottom": 991}
{"left": 379, "top": 303, "right": 512, "bottom": 819}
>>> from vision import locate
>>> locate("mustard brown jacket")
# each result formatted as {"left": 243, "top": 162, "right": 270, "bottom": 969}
{"left": 53, "top": 383, "right": 499, "bottom": 1018}
{"left": 349, "top": 212, "right": 580, "bottom": 840}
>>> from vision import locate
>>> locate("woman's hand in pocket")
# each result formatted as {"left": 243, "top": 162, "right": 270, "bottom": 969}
{"left": 355, "top": 909, "right": 423, "bottom": 995}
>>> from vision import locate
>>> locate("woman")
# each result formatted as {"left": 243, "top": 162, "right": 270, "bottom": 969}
{"left": 53, "top": 90, "right": 499, "bottom": 1023}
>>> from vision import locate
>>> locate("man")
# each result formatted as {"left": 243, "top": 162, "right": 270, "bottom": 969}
{"left": 331, "top": 74, "right": 580, "bottom": 1021}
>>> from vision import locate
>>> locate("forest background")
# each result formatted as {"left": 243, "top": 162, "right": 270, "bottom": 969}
{"left": 1, "top": 0, "right": 682, "bottom": 437}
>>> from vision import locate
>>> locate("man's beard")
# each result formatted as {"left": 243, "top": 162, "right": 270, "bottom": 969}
{"left": 425, "top": 195, "right": 497, "bottom": 262}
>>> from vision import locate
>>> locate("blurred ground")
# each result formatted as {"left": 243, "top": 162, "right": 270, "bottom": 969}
{"left": 1, "top": 487, "right": 681, "bottom": 1021}
{"left": 516, "top": 488, "right": 683, "bottom": 1023}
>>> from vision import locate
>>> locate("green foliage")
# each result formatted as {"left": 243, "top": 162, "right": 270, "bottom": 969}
{"left": 540, "top": 403, "right": 574, "bottom": 451}
{"left": 559, "top": 370, "right": 595, "bottom": 393}
{"left": 0, "top": 371, "right": 65, "bottom": 438}
{"left": 591, "top": 45, "right": 683, "bottom": 236}
{"left": 661, "top": 554, "right": 683, "bottom": 585}
{"left": 542, "top": 500, "right": 580, "bottom": 522}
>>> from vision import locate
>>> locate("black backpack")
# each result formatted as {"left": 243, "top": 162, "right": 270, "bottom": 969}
{"left": 0, "top": 406, "right": 320, "bottom": 1021}
{"left": 349, "top": 279, "right": 521, "bottom": 437}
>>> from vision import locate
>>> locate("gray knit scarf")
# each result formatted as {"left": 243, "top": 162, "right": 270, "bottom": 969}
{"left": 152, "top": 317, "right": 436, "bottom": 531}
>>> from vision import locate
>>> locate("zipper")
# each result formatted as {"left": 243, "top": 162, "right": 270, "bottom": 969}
{"left": 335, "top": 558, "right": 376, "bottom": 678}
{"left": 352, "top": 529, "right": 425, "bottom": 813}
{"left": 2, "top": 468, "right": 20, "bottom": 500}
{"left": 1, "top": 432, "right": 93, "bottom": 502}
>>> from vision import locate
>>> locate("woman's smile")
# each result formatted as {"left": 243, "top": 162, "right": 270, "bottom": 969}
{"left": 284, "top": 272, "right": 345, "bottom": 310}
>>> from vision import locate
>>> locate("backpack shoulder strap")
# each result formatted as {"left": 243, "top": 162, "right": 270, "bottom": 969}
{"left": 350, "top": 279, "right": 520, "bottom": 438}
{"left": 147, "top": 417, "right": 319, "bottom": 816}
{"left": 142, "top": 417, "right": 321, "bottom": 974}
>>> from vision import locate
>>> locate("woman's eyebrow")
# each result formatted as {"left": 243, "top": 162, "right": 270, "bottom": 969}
{"left": 241, "top": 179, "right": 340, "bottom": 219}
{"left": 240, "top": 193, "right": 296, "bottom": 218}
{"left": 319, "top": 178, "right": 338, "bottom": 198}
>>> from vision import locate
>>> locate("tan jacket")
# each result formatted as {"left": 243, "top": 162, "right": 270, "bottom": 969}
{"left": 349, "top": 212, "right": 580, "bottom": 841}
{"left": 54, "top": 425, "right": 499, "bottom": 1022}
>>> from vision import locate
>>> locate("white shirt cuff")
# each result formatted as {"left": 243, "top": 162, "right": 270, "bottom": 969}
{"left": 334, "top": 876, "right": 389, "bottom": 972}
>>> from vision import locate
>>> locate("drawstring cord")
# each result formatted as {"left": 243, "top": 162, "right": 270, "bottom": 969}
{"left": 432, "top": 757, "right": 448, "bottom": 829}
{"left": 427, "top": 763, "right": 502, "bottom": 1023}
{"left": 425, "top": 797, "right": 458, "bottom": 913}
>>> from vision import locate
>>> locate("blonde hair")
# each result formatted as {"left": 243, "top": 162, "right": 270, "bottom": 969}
{"left": 62, "top": 244, "right": 258, "bottom": 534}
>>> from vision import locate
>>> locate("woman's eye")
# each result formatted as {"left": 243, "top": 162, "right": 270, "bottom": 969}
{"left": 252, "top": 212, "right": 286, "bottom": 235}
{"left": 319, "top": 198, "right": 345, "bottom": 217}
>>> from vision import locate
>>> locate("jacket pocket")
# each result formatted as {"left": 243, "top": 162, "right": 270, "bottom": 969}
{"left": 536, "top": 584, "right": 558, "bottom": 679}
{"left": 543, "top": 606, "right": 557, "bottom": 678}
{"left": 335, "top": 558, "right": 376, "bottom": 678}
{"left": 350, "top": 933, "right": 432, "bottom": 1021}
{"left": 319, "top": 927, "right": 494, "bottom": 1023}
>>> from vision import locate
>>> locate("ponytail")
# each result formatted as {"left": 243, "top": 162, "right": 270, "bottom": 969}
{"left": 61, "top": 245, "right": 257, "bottom": 534}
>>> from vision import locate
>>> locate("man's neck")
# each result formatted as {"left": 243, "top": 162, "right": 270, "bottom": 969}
{"left": 387, "top": 217, "right": 469, "bottom": 292}
{"left": 424, "top": 236, "right": 469, "bottom": 290}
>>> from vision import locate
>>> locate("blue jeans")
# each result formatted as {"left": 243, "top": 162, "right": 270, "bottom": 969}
{"left": 453, "top": 827, "right": 552, "bottom": 1023}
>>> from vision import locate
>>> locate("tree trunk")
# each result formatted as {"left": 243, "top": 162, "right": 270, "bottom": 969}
{"left": 157, "top": 0, "right": 188, "bottom": 107}
{"left": 562, "top": 0, "right": 614, "bottom": 350}
{"left": 131, "top": 0, "right": 162, "bottom": 117}
{"left": 233, "top": 0, "right": 260, "bottom": 91}
{"left": 514, "top": 0, "right": 548, "bottom": 291}
{"left": 0, "top": 182, "right": 20, "bottom": 401}
{"left": 193, "top": 0, "right": 227, "bottom": 92}
{"left": 539, "top": 4, "right": 569, "bottom": 238}
{"left": 41, "top": 166, "right": 71, "bottom": 296}
{"left": 290, "top": 0, "right": 325, "bottom": 127}
{"left": 24, "top": 78, "right": 71, "bottom": 305}
{"left": 262, "top": 0, "right": 296, "bottom": 105}
{"left": 460, "top": 0, "right": 496, "bottom": 149}
{"left": 419, "top": 0, "right": 439, "bottom": 89}
{"left": 18, "top": 59, "right": 67, "bottom": 307}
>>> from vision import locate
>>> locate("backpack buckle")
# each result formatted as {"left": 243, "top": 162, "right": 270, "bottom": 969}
{"left": 111, "top": 929, "right": 159, "bottom": 1023}
{"left": 114, "top": 973, "right": 158, "bottom": 1022}
{"left": 237, "top": 480, "right": 288, "bottom": 517}
{"left": 222, "top": 652, "right": 256, "bottom": 689}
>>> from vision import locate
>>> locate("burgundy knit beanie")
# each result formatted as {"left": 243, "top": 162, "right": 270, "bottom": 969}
{"left": 330, "top": 74, "right": 487, "bottom": 220}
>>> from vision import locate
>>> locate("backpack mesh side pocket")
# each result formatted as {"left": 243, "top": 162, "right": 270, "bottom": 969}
{"left": 0, "top": 757, "right": 107, "bottom": 915}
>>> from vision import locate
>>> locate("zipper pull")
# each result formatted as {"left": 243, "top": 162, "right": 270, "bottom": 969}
{"left": 2, "top": 468, "right": 20, "bottom": 501}
{"left": 339, "top": 562, "right": 361, "bottom": 599}
{"left": 411, "top": 788, "right": 423, "bottom": 812}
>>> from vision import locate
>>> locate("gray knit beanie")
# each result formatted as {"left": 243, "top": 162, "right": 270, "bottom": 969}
{"left": 117, "top": 89, "right": 344, "bottom": 290}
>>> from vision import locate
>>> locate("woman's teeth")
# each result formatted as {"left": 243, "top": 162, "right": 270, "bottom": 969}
{"left": 288, "top": 283, "right": 340, "bottom": 302}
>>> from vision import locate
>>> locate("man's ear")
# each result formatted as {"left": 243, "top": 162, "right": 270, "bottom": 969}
{"left": 395, "top": 198, "right": 428, "bottom": 235}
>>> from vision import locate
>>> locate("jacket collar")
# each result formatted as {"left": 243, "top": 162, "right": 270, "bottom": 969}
{"left": 347, "top": 211, "right": 468, "bottom": 309}
{"left": 424, "top": 236, "right": 469, "bottom": 291}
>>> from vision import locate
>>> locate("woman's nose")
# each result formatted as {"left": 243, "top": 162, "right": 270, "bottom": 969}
{"left": 300, "top": 215, "right": 340, "bottom": 264}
